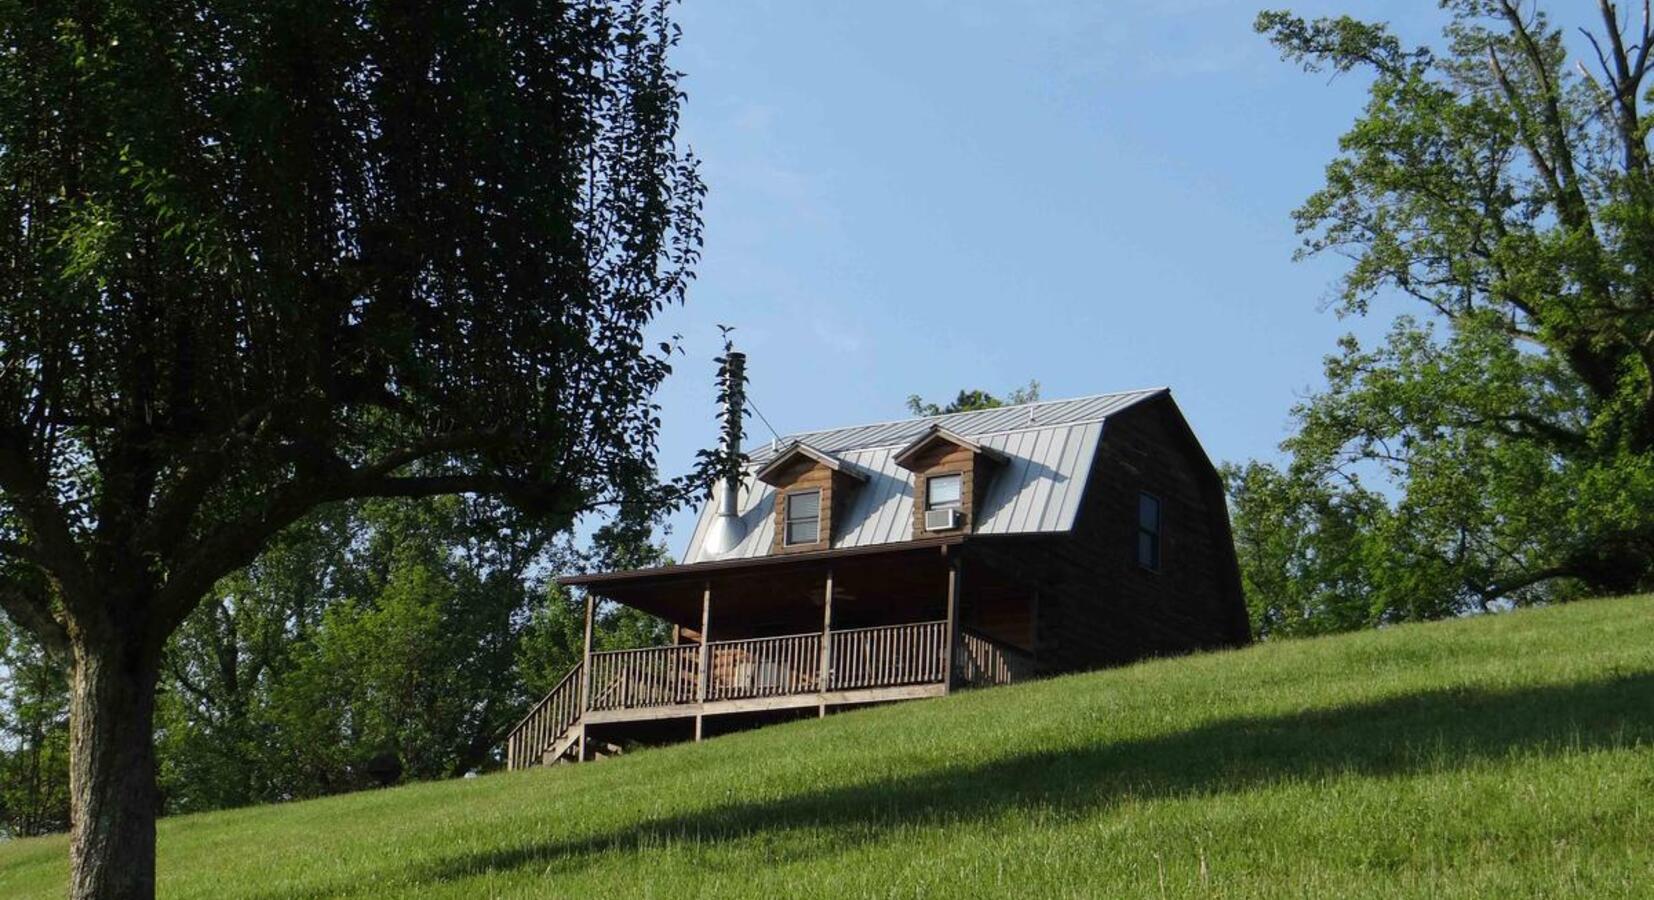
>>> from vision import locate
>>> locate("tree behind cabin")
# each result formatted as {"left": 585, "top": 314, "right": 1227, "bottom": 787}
{"left": 1230, "top": 2, "right": 1654, "bottom": 633}
{"left": 906, "top": 381, "right": 1041, "bottom": 417}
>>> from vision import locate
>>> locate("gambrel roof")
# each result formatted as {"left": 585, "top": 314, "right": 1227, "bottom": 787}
{"left": 682, "top": 388, "right": 1167, "bottom": 564}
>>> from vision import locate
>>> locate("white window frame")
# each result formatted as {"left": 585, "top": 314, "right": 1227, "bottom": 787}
{"left": 926, "top": 472, "right": 963, "bottom": 511}
{"left": 784, "top": 489, "right": 822, "bottom": 546}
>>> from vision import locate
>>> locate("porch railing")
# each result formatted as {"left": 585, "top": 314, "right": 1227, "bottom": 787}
{"left": 583, "top": 620, "right": 953, "bottom": 712}
{"left": 956, "top": 628, "right": 1037, "bottom": 688}
{"left": 508, "top": 618, "right": 1017, "bottom": 770}
{"left": 505, "top": 661, "right": 583, "bottom": 771}
{"left": 588, "top": 644, "right": 700, "bottom": 711}
{"left": 828, "top": 620, "right": 947, "bottom": 690}
{"left": 708, "top": 632, "right": 823, "bottom": 700}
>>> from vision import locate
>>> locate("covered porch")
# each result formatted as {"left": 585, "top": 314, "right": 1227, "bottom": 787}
{"left": 505, "top": 538, "right": 1039, "bottom": 770}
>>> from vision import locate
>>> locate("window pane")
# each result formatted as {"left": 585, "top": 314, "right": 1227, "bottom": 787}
{"left": 788, "top": 490, "right": 819, "bottom": 520}
{"left": 927, "top": 474, "right": 962, "bottom": 509}
{"left": 1138, "top": 493, "right": 1160, "bottom": 530}
{"left": 787, "top": 519, "right": 819, "bottom": 545}
{"left": 785, "top": 490, "right": 820, "bottom": 545}
{"left": 1138, "top": 530, "right": 1158, "bottom": 568}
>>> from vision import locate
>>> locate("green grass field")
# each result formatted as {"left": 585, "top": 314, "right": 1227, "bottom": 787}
{"left": 3, "top": 596, "right": 1652, "bottom": 898}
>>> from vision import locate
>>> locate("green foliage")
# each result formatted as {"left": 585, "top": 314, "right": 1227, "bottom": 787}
{"left": 1235, "top": 3, "right": 1654, "bottom": 632}
{"left": 0, "top": 0, "right": 709, "bottom": 636}
{"left": 1, "top": 0, "right": 706, "bottom": 882}
{"left": 158, "top": 497, "right": 672, "bottom": 813}
{"left": 3, "top": 594, "right": 1652, "bottom": 897}
{"left": 0, "top": 622, "right": 68, "bottom": 838}
{"left": 906, "top": 380, "right": 1040, "bottom": 417}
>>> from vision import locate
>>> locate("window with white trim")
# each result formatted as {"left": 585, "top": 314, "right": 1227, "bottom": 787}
{"left": 784, "top": 489, "right": 821, "bottom": 545}
{"left": 926, "top": 473, "right": 962, "bottom": 511}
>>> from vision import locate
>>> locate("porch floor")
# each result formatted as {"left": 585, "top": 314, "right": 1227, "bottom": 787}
{"left": 582, "top": 681, "right": 947, "bottom": 725}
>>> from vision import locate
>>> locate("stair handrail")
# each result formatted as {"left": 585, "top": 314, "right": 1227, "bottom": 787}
{"left": 506, "top": 660, "right": 585, "bottom": 769}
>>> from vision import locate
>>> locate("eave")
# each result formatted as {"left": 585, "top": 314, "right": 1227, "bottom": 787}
{"left": 892, "top": 425, "right": 1010, "bottom": 471}
{"left": 753, "top": 440, "right": 870, "bottom": 486}
{"left": 559, "top": 534, "right": 967, "bottom": 589}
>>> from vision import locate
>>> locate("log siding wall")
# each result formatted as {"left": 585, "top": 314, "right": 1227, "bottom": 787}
{"left": 969, "top": 395, "right": 1247, "bottom": 674}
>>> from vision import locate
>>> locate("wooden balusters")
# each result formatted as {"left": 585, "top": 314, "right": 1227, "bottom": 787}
{"left": 704, "top": 632, "right": 823, "bottom": 701}
{"left": 587, "top": 645, "right": 700, "bottom": 711}
{"left": 506, "top": 619, "right": 992, "bottom": 769}
{"left": 504, "top": 661, "right": 585, "bottom": 771}
{"left": 827, "top": 621, "right": 947, "bottom": 690}
{"left": 955, "top": 629, "right": 1035, "bottom": 688}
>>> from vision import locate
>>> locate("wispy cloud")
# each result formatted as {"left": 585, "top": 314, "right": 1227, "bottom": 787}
{"left": 923, "top": 0, "right": 1273, "bottom": 82}
{"left": 810, "top": 315, "right": 865, "bottom": 356}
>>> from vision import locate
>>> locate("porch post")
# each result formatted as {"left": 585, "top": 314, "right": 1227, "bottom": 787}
{"left": 578, "top": 589, "right": 595, "bottom": 760}
{"left": 944, "top": 555, "right": 961, "bottom": 693}
{"left": 695, "top": 581, "right": 711, "bottom": 741}
{"left": 818, "top": 567, "right": 834, "bottom": 717}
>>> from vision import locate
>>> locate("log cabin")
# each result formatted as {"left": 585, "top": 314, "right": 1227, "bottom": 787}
{"left": 505, "top": 365, "right": 1248, "bottom": 769}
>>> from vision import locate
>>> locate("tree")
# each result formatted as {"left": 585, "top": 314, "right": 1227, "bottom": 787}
{"left": 8, "top": 496, "right": 674, "bottom": 819}
{"left": 0, "top": 2, "right": 705, "bottom": 894}
{"left": 906, "top": 381, "right": 1040, "bottom": 417}
{"left": 158, "top": 496, "right": 553, "bottom": 808}
{"left": 0, "top": 620, "right": 70, "bottom": 837}
{"left": 1236, "top": 2, "right": 1654, "bottom": 630}
{"left": 154, "top": 505, "right": 345, "bottom": 811}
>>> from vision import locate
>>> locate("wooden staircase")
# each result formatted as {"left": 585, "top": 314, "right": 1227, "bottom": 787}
{"left": 505, "top": 662, "right": 585, "bottom": 770}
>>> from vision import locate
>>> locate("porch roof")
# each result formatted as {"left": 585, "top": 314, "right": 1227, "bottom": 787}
{"left": 558, "top": 535, "right": 969, "bottom": 629}
{"left": 560, "top": 534, "right": 964, "bottom": 589}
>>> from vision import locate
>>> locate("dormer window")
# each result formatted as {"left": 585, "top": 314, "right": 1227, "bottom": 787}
{"left": 784, "top": 490, "right": 821, "bottom": 546}
{"left": 896, "top": 425, "right": 1006, "bottom": 537}
{"left": 756, "top": 441, "right": 867, "bottom": 555}
{"left": 926, "top": 473, "right": 962, "bottom": 511}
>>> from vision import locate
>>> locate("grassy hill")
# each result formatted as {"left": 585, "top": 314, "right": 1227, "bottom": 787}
{"left": 3, "top": 596, "right": 1652, "bottom": 898}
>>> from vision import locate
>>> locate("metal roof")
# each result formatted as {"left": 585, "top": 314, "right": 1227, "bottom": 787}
{"left": 683, "top": 388, "right": 1166, "bottom": 564}
{"left": 753, "top": 441, "right": 869, "bottom": 484}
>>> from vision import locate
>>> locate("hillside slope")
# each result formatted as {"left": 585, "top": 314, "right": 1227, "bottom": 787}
{"left": 2, "top": 597, "right": 1652, "bottom": 898}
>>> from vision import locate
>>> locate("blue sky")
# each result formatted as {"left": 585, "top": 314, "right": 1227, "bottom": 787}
{"left": 643, "top": 0, "right": 1426, "bottom": 554}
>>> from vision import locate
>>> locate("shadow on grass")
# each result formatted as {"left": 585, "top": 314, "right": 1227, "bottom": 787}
{"left": 264, "top": 673, "right": 1654, "bottom": 896}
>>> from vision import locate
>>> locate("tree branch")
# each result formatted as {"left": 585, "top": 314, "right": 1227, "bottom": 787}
{"left": 0, "top": 576, "right": 69, "bottom": 656}
{"left": 0, "top": 429, "right": 96, "bottom": 615}
{"left": 152, "top": 468, "right": 579, "bottom": 640}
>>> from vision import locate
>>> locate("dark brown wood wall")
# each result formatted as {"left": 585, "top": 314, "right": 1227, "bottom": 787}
{"left": 968, "top": 395, "right": 1248, "bottom": 674}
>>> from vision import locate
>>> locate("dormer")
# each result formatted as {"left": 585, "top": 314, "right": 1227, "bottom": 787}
{"left": 755, "top": 442, "right": 868, "bottom": 555}
{"left": 894, "top": 426, "right": 1007, "bottom": 537}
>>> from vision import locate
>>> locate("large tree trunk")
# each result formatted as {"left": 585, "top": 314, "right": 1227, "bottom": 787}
{"left": 68, "top": 637, "right": 160, "bottom": 900}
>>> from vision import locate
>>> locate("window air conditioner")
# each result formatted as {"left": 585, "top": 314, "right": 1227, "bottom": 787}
{"left": 925, "top": 507, "right": 964, "bottom": 531}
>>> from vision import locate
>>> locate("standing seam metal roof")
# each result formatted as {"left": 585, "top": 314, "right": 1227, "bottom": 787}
{"left": 683, "top": 388, "right": 1167, "bottom": 564}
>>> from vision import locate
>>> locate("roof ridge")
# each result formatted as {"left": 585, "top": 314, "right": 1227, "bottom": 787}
{"left": 771, "top": 387, "right": 1168, "bottom": 444}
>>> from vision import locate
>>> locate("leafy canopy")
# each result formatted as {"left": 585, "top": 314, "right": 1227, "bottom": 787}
{"left": 0, "top": 1, "right": 706, "bottom": 893}
{"left": 1235, "top": 1, "right": 1654, "bottom": 635}
{"left": 0, "top": 0, "right": 708, "bottom": 653}
{"left": 906, "top": 381, "right": 1041, "bottom": 417}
